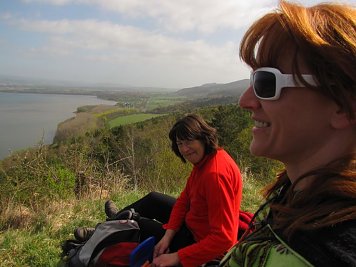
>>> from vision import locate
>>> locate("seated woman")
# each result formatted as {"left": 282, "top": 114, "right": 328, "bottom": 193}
{"left": 76, "top": 114, "right": 243, "bottom": 266}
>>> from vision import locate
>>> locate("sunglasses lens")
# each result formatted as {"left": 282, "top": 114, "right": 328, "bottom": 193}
{"left": 253, "top": 71, "right": 276, "bottom": 98}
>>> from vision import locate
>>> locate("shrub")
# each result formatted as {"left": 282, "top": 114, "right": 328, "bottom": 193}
{"left": 211, "top": 105, "right": 283, "bottom": 183}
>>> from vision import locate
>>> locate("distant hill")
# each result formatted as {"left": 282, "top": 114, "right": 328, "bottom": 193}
{"left": 148, "top": 79, "right": 249, "bottom": 114}
{"left": 0, "top": 74, "right": 250, "bottom": 109}
{"left": 0, "top": 74, "right": 249, "bottom": 98}
{"left": 0, "top": 74, "right": 175, "bottom": 93}
{"left": 174, "top": 79, "right": 249, "bottom": 99}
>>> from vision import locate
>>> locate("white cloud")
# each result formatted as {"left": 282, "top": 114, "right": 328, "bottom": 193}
{"left": 11, "top": 0, "right": 353, "bottom": 87}
{"left": 9, "top": 17, "right": 231, "bottom": 61}
{"left": 2, "top": 15, "right": 246, "bottom": 87}
{"left": 22, "top": 0, "right": 276, "bottom": 33}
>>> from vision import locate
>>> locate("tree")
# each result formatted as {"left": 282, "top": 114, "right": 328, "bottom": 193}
{"left": 211, "top": 105, "right": 282, "bottom": 183}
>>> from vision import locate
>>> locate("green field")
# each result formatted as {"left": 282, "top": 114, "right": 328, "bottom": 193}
{"left": 108, "top": 113, "right": 164, "bottom": 128}
{"left": 145, "top": 96, "right": 185, "bottom": 110}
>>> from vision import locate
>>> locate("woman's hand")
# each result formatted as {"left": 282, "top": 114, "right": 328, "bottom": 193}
{"left": 152, "top": 252, "right": 180, "bottom": 267}
{"left": 154, "top": 229, "right": 176, "bottom": 257}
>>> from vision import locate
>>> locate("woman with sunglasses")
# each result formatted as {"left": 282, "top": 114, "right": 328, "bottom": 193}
{"left": 221, "top": 1, "right": 355, "bottom": 266}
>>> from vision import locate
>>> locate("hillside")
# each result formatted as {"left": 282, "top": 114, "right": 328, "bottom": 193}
{"left": 0, "top": 74, "right": 249, "bottom": 104}
{"left": 174, "top": 80, "right": 249, "bottom": 98}
{"left": 0, "top": 103, "right": 283, "bottom": 266}
{"left": 145, "top": 80, "right": 249, "bottom": 114}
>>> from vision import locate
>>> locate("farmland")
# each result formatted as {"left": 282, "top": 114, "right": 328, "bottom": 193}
{"left": 108, "top": 113, "right": 165, "bottom": 128}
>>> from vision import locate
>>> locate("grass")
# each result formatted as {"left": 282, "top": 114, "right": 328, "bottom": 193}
{"left": 145, "top": 96, "right": 185, "bottom": 110}
{"left": 108, "top": 113, "right": 164, "bottom": 128}
{"left": 0, "top": 159, "right": 268, "bottom": 267}
{"left": 0, "top": 177, "right": 267, "bottom": 266}
{"left": 0, "top": 191, "right": 148, "bottom": 267}
{"left": 0, "top": 230, "right": 60, "bottom": 267}
{"left": 240, "top": 171, "right": 265, "bottom": 212}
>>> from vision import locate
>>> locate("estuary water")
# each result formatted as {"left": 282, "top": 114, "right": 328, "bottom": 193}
{"left": 0, "top": 92, "right": 116, "bottom": 160}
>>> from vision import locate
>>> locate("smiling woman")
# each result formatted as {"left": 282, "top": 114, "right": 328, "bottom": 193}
{"left": 74, "top": 113, "right": 244, "bottom": 267}
{"left": 221, "top": 1, "right": 356, "bottom": 266}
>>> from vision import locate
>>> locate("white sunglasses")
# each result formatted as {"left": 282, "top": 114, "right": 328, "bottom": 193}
{"left": 250, "top": 67, "right": 317, "bottom": 100}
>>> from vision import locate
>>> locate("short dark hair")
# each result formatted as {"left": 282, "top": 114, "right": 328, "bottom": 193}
{"left": 169, "top": 114, "right": 218, "bottom": 163}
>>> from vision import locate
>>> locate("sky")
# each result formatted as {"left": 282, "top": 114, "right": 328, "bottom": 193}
{"left": 0, "top": 0, "right": 355, "bottom": 89}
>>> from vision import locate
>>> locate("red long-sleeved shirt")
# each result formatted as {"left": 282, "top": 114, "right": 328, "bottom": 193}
{"left": 163, "top": 149, "right": 242, "bottom": 266}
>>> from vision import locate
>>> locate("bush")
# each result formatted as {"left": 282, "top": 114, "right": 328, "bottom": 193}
{"left": 46, "top": 164, "right": 76, "bottom": 199}
{"left": 0, "top": 146, "right": 75, "bottom": 208}
{"left": 211, "top": 105, "right": 283, "bottom": 183}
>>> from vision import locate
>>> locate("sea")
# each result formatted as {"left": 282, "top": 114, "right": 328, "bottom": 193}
{"left": 0, "top": 92, "right": 117, "bottom": 160}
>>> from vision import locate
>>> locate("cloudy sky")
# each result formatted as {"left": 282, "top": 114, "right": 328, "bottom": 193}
{"left": 0, "top": 0, "right": 354, "bottom": 89}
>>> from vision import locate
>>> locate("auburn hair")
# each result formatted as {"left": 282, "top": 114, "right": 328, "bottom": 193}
{"left": 264, "top": 154, "right": 356, "bottom": 238}
{"left": 239, "top": 0, "right": 356, "bottom": 118}
{"left": 240, "top": 0, "right": 356, "bottom": 239}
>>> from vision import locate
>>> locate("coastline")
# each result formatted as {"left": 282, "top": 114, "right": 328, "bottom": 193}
{"left": 0, "top": 88, "right": 117, "bottom": 102}
{"left": 0, "top": 92, "right": 117, "bottom": 160}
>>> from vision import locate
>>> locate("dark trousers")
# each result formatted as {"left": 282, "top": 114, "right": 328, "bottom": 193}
{"left": 119, "top": 192, "right": 195, "bottom": 252}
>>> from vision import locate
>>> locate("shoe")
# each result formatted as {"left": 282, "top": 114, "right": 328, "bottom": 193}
{"left": 115, "top": 209, "right": 133, "bottom": 220}
{"left": 105, "top": 200, "right": 119, "bottom": 219}
{"left": 74, "top": 227, "right": 95, "bottom": 242}
{"left": 114, "top": 208, "right": 141, "bottom": 221}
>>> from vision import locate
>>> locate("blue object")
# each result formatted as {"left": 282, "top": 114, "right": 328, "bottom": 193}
{"left": 130, "top": 236, "right": 156, "bottom": 267}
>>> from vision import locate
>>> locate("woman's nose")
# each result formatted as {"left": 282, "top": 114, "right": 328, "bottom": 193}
{"left": 238, "top": 86, "right": 260, "bottom": 110}
{"left": 179, "top": 144, "right": 190, "bottom": 152}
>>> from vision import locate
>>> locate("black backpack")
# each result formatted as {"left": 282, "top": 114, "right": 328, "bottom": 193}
{"left": 59, "top": 219, "right": 141, "bottom": 267}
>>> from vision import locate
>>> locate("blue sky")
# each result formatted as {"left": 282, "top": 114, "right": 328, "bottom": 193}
{"left": 0, "top": 0, "right": 355, "bottom": 89}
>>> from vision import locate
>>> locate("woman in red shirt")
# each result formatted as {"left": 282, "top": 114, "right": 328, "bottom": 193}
{"left": 76, "top": 114, "right": 243, "bottom": 266}
{"left": 152, "top": 114, "right": 242, "bottom": 266}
